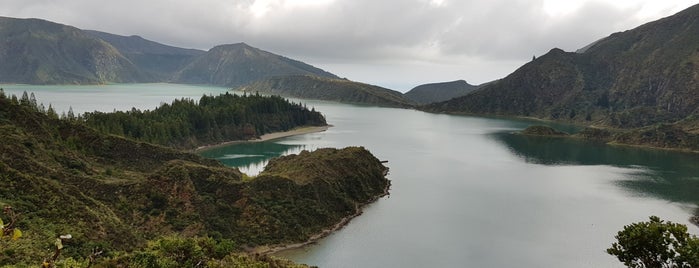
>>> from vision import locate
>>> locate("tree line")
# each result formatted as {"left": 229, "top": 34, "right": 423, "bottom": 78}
{"left": 1, "top": 89, "right": 327, "bottom": 149}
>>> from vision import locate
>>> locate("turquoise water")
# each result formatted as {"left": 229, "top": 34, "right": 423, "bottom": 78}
{"left": 6, "top": 84, "right": 698, "bottom": 267}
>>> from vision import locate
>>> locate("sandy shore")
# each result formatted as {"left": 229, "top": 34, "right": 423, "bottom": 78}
{"left": 248, "top": 180, "right": 391, "bottom": 255}
{"left": 194, "top": 125, "right": 330, "bottom": 152}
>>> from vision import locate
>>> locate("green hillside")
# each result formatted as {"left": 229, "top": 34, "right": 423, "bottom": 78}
{"left": 84, "top": 30, "right": 205, "bottom": 80}
{"left": 239, "top": 75, "right": 416, "bottom": 108}
{"left": 174, "top": 43, "right": 339, "bottom": 87}
{"left": 0, "top": 17, "right": 148, "bottom": 84}
{"left": 404, "top": 80, "right": 478, "bottom": 105}
{"left": 426, "top": 4, "right": 699, "bottom": 130}
{"left": 0, "top": 91, "right": 389, "bottom": 267}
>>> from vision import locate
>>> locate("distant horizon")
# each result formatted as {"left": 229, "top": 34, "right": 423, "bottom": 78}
{"left": 1, "top": 0, "right": 696, "bottom": 91}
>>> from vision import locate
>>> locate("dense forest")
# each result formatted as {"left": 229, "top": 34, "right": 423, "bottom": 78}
{"left": 79, "top": 92, "right": 327, "bottom": 149}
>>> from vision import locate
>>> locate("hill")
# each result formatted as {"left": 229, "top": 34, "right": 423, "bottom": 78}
{"left": 238, "top": 75, "right": 415, "bottom": 108}
{"left": 0, "top": 17, "right": 148, "bottom": 84}
{"left": 174, "top": 43, "right": 339, "bottom": 87}
{"left": 0, "top": 91, "right": 389, "bottom": 266}
{"left": 426, "top": 4, "right": 699, "bottom": 130}
{"left": 404, "top": 80, "right": 478, "bottom": 105}
{"left": 0, "top": 17, "right": 340, "bottom": 87}
{"left": 84, "top": 30, "right": 205, "bottom": 80}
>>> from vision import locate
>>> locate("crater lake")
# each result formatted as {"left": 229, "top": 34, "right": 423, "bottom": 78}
{"left": 4, "top": 83, "right": 698, "bottom": 267}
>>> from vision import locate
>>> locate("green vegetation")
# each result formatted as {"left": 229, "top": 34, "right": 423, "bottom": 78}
{"left": 173, "top": 43, "right": 338, "bottom": 87}
{"left": 82, "top": 92, "right": 326, "bottom": 149}
{"left": 0, "top": 17, "right": 147, "bottom": 84}
{"left": 608, "top": 216, "right": 699, "bottom": 268}
{"left": 424, "top": 5, "right": 699, "bottom": 151}
{"left": 520, "top": 125, "right": 569, "bottom": 136}
{"left": 518, "top": 124, "right": 699, "bottom": 152}
{"left": 0, "top": 17, "right": 337, "bottom": 86}
{"left": 0, "top": 91, "right": 389, "bottom": 267}
{"left": 238, "top": 75, "right": 415, "bottom": 108}
{"left": 404, "top": 80, "right": 478, "bottom": 105}
{"left": 84, "top": 30, "right": 205, "bottom": 81}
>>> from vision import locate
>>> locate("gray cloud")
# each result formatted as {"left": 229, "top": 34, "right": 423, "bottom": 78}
{"left": 0, "top": 0, "right": 694, "bottom": 90}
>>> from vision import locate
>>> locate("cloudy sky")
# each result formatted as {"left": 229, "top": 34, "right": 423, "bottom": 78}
{"left": 1, "top": 0, "right": 696, "bottom": 91}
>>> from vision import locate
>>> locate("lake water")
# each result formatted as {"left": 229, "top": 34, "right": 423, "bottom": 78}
{"left": 4, "top": 84, "right": 699, "bottom": 268}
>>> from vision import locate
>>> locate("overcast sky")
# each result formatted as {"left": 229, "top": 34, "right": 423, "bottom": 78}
{"left": 1, "top": 0, "right": 696, "bottom": 91}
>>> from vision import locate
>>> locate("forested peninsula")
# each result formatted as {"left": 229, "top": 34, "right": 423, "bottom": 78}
{"left": 0, "top": 91, "right": 390, "bottom": 267}
{"left": 81, "top": 92, "right": 327, "bottom": 149}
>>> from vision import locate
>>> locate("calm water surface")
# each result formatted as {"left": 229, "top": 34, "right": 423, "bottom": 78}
{"left": 5, "top": 84, "right": 698, "bottom": 268}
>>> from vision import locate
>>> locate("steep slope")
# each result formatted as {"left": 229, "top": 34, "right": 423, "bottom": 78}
{"left": 427, "top": 4, "right": 699, "bottom": 129}
{"left": 238, "top": 75, "right": 415, "bottom": 108}
{"left": 0, "top": 93, "right": 389, "bottom": 266}
{"left": 0, "top": 17, "right": 148, "bottom": 84}
{"left": 174, "top": 43, "right": 339, "bottom": 87}
{"left": 85, "top": 30, "right": 205, "bottom": 80}
{"left": 404, "top": 80, "right": 478, "bottom": 105}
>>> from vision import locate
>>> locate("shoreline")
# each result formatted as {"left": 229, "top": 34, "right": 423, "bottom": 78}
{"left": 194, "top": 125, "right": 330, "bottom": 152}
{"left": 248, "top": 180, "right": 392, "bottom": 256}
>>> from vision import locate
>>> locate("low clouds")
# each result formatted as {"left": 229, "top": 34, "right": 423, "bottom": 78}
{"left": 0, "top": 0, "right": 695, "bottom": 89}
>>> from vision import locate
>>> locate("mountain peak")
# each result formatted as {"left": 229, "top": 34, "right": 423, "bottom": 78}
{"left": 426, "top": 3, "right": 699, "bottom": 129}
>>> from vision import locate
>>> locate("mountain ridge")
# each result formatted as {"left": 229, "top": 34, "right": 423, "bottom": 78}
{"left": 173, "top": 43, "right": 339, "bottom": 87}
{"left": 425, "top": 4, "right": 699, "bottom": 131}
{"left": 0, "top": 16, "right": 149, "bottom": 84}
{"left": 238, "top": 75, "right": 416, "bottom": 108}
{"left": 404, "top": 79, "right": 478, "bottom": 105}
{"left": 0, "top": 16, "right": 340, "bottom": 88}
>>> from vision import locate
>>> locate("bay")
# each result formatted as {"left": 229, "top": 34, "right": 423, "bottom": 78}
{"left": 4, "top": 83, "right": 698, "bottom": 267}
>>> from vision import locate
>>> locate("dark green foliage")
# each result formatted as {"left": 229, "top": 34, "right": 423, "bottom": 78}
{"left": 612, "top": 124, "right": 699, "bottom": 151}
{"left": 239, "top": 75, "right": 415, "bottom": 108}
{"left": 82, "top": 93, "right": 327, "bottom": 149}
{"left": 115, "top": 236, "right": 308, "bottom": 268}
{"left": 0, "top": 92, "right": 388, "bottom": 266}
{"left": 607, "top": 216, "right": 699, "bottom": 267}
{"left": 520, "top": 125, "right": 569, "bottom": 136}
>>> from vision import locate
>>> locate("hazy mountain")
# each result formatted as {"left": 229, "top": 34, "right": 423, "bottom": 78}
{"left": 404, "top": 80, "right": 478, "bottom": 105}
{"left": 174, "top": 43, "right": 339, "bottom": 87}
{"left": 238, "top": 75, "right": 416, "bottom": 108}
{"left": 84, "top": 30, "right": 205, "bottom": 80}
{"left": 426, "top": 4, "right": 699, "bottom": 130}
{"left": 0, "top": 17, "right": 148, "bottom": 84}
{"left": 0, "top": 17, "right": 339, "bottom": 86}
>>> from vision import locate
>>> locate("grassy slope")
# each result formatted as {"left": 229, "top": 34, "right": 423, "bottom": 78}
{"left": 239, "top": 75, "right": 416, "bottom": 108}
{"left": 174, "top": 43, "right": 338, "bottom": 87}
{"left": 0, "top": 17, "right": 148, "bottom": 84}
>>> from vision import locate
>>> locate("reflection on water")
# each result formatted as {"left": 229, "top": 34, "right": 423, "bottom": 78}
{"left": 492, "top": 132, "right": 699, "bottom": 205}
{"left": 198, "top": 142, "right": 306, "bottom": 176}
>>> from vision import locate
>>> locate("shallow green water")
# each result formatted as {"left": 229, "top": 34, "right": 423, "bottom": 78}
{"left": 5, "top": 84, "right": 698, "bottom": 267}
